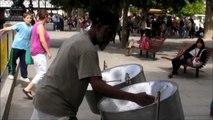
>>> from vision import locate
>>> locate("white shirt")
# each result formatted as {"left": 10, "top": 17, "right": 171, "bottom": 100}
{"left": 189, "top": 48, "right": 200, "bottom": 57}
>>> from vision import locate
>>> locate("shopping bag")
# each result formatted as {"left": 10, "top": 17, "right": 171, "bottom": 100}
{"left": 141, "top": 37, "right": 150, "bottom": 50}
{"left": 192, "top": 58, "right": 202, "bottom": 67}
{"left": 25, "top": 48, "right": 34, "bottom": 64}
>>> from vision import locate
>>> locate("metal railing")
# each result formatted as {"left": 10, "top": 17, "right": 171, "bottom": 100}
{"left": 0, "top": 29, "right": 18, "bottom": 120}
{"left": 0, "top": 0, "right": 52, "bottom": 8}
{"left": 0, "top": 30, "right": 14, "bottom": 80}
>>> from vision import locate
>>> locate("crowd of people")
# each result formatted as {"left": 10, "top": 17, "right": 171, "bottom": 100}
{"left": 119, "top": 13, "right": 205, "bottom": 39}
{"left": 49, "top": 14, "right": 91, "bottom": 32}
{"left": 28, "top": 11, "right": 205, "bottom": 40}
{"left": 51, "top": 14, "right": 64, "bottom": 31}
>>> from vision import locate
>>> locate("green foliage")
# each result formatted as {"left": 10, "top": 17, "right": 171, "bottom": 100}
{"left": 50, "top": 0, "right": 122, "bottom": 12}
{"left": 179, "top": 0, "right": 205, "bottom": 16}
{"left": 50, "top": 0, "right": 204, "bottom": 16}
{"left": 129, "top": 5, "right": 138, "bottom": 14}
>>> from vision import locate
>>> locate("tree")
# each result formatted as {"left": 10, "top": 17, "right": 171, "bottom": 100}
{"left": 118, "top": 0, "right": 200, "bottom": 48}
{"left": 204, "top": 0, "right": 213, "bottom": 39}
{"left": 120, "top": 0, "right": 129, "bottom": 48}
{"left": 178, "top": 0, "right": 205, "bottom": 16}
{"left": 50, "top": 0, "right": 211, "bottom": 45}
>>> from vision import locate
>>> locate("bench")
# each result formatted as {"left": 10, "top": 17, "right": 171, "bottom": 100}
{"left": 139, "top": 37, "right": 166, "bottom": 60}
{"left": 176, "top": 43, "right": 212, "bottom": 77}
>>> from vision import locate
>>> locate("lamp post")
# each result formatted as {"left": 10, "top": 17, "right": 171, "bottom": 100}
{"left": 38, "top": 0, "right": 40, "bottom": 13}
{"left": 28, "top": 0, "right": 33, "bottom": 13}
{"left": 45, "top": 0, "right": 46, "bottom": 9}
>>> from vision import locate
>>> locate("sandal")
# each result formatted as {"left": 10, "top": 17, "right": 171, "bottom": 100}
{"left": 22, "top": 89, "right": 33, "bottom": 99}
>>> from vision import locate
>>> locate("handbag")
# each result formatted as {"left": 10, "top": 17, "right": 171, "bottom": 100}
{"left": 25, "top": 48, "right": 34, "bottom": 65}
{"left": 192, "top": 49, "right": 205, "bottom": 67}
{"left": 192, "top": 58, "right": 202, "bottom": 67}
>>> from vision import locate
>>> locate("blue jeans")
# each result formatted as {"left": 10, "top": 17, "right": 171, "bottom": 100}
{"left": 53, "top": 22, "right": 57, "bottom": 30}
{"left": 179, "top": 27, "right": 185, "bottom": 38}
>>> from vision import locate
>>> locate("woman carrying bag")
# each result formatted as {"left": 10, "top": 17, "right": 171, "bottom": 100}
{"left": 23, "top": 9, "right": 52, "bottom": 99}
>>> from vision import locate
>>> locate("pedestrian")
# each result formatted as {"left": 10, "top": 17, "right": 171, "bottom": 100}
{"left": 30, "top": 9, "right": 155, "bottom": 120}
{"left": 179, "top": 17, "right": 185, "bottom": 38}
{"left": 52, "top": 15, "right": 57, "bottom": 31}
{"left": 0, "top": 12, "right": 32, "bottom": 82}
{"left": 188, "top": 18, "right": 195, "bottom": 38}
{"left": 23, "top": 9, "right": 52, "bottom": 99}
{"left": 168, "top": 38, "right": 207, "bottom": 78}
{"left": 59, "top": 16, "right": 64, "bottom": 31}
{"left": 67, "top": 15, "right": 72, "bottom": 30}
{"left": 56, "top": 15, "right": 61, "bottom": 31}
{"left": 126, "top": 31, "right": 150, "bottom": 56}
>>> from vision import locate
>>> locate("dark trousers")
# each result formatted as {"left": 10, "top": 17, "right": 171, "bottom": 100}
{"left": 69, "top": 116, "right": 78, "bottom": 120}
{"left": 8, "top": 48, "right": 28, "bottom": 78}
{"left": 53, "top": 22, "right": 57, "bottom": 30}
{"left": 171, "top": 53, "right": 193, "bottom": 74}
{"left": 179, "top": 27, "right": 185, "bottom": 38}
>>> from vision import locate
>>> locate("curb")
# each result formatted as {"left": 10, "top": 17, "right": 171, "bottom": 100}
{"left": 0, "top": 64, "right": 20, "bottom": 120}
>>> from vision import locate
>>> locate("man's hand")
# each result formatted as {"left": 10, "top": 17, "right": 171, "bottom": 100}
{"left": 133, "top": 92, "right": 155, "bottom": 106}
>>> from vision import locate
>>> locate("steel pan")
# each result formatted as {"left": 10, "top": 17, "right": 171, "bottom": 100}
{"left": 85, "top": 64, "right": 146, "bottom": 114}
{"left": 98, "top": 80, "right": 185, "bottom": 120}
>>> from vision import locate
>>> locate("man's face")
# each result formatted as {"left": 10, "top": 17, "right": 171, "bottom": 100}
{"left": 96, "top": 25, "right": 117, "bottom": 51}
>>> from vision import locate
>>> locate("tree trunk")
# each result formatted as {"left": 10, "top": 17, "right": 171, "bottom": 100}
{"left": 66, "top": 8, "right": 72, "bottom": 16}
{"left": 121, "top": 0, "right": 129, "bottom": 48}
{"left": 204, "top": 0, "right": 213, "bottom": 39}
{"left": 71, "top": 9, "right": 76, "bottom": 16}
{"left": 77, "top": 8, "right": 84, "bottom": 31}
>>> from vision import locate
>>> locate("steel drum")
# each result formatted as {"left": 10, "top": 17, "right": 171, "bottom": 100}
{"left": 85, "top": 64, "right": 146, "bottom": 114}
{"left": 98, "top": 80, "right": 185, "bottom": 120}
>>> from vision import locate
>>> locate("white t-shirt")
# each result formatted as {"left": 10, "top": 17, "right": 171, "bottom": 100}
{"left": 189, "top": 48, "right": 200, "bottom": 57}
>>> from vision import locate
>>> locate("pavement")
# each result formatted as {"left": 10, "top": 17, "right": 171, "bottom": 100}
{"left": 1, "top": 23, "right": 213, "bottom": 120}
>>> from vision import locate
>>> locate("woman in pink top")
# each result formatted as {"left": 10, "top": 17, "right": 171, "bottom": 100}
{"left": 23, "top": 9, "right": 52, "bottom": 99}
{"left": 126, "top": 31, "right": 150, "bottom": 56}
